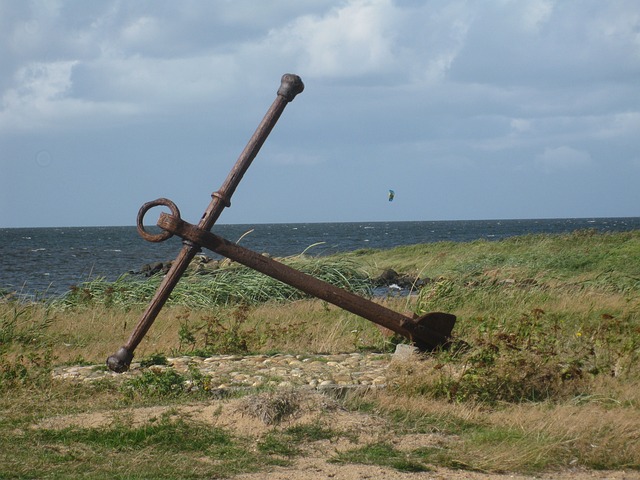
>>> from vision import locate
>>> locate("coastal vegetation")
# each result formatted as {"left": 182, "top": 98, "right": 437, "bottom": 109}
{"left": 1, "top": 229, "right": 639, "bottom": 478}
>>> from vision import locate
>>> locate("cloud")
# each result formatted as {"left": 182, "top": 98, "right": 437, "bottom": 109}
{"left": 0, "top": 59, "right": 139, "bottom": 131}
{"left": 295, "top": 0, "right": 399, "bottom": 77}
{"left": 594, "top": 112, "right": 640, "bottom": 139}
{"left": 1, "top": 1, "right": 639, "bottom": 225}
{"left": 449, "top": 0, "right": 640, "bottom": 87}
{"left": 5, "top": 0, "right": 636, "bottom": 134}
{"left": 72, "top": 53, "right": 239, "bottom": 105}
{"left": 2, "top": 1, "right": 358, "bottom": 133}
{"left": 534, "top": 146, "right": 593, "bottom": 173}
{"left": 521, "top": 0, "right": 554, "bottom": 32}
{"left": 510, "top": 118, "right": 532, "bottom": 133}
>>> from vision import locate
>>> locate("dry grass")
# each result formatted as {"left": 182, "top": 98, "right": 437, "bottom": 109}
{"left": 1, "top": 230, "right": 638, "bottom": 477}
{"left": 35, "top": 298, "right": 397, "bottom": 366}
{"left": 358, "top": 385, "right": 640, "bottom": 473}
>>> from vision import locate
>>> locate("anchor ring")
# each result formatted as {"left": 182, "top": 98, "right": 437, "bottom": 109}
{"left": 136, "top": 198, "right": 181, "bottom": 242}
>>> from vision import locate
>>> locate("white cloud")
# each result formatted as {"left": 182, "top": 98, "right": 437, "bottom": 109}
{"left": 510, "top": 118, "right": 532, "bottom": 133}
{"left": 417, "top": 3, "right": 473, "bottom": 84}
{"left": 535, "top": 146, "right": 593, "bottom": 173}
{"left": 269, "top": 0, "right": 400, "bottom": 78}
{"left": 0, "top": 59, "right": 139, "bottom": 131}
{"left": 594, "top": 112, "right": 640, "bottom": 139}
{"left": 15, "top": 60, "right": 76, "bottom": 102}
{"left": 119, "top": 15, "right": 162, "bottom": 48}
{"left": 5, "top": 0, "right": 635, "bottom": 135}
{"left": 78, "top": 53, "right": 239, "bottom": 105}
{"left": 1, "top": 60, "right": 75, "bottom": 129}
{"left": 449, "top": 0, "right": 640, "bottom": 88}
{"left": 1, "top": 2, "right": 352, "bottom": 132}
{"left": 521, "top": 0, "right": 554, "bottom": 32}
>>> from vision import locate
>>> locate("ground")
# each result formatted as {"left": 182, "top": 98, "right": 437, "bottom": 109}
{"left": 35, "top": 390, "right": 640, "bottom": 480}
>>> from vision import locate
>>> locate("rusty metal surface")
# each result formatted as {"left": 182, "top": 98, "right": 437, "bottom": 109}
{"left": 156, "top": 212, "right": 455, "bottom": 350}
{"left": 107, "top": 74, "right": 304, "bottom": 373}
{"left": 107, "top": 73, "right": 454, "bottom": 374}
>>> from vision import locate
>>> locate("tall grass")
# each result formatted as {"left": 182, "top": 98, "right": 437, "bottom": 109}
{"left": 53, "top": 257, "right": 372, "bottom": 309}
{"left": 347, "top": 229, "right": 640, "bottom": 291}
{"left": 341, "top": 230, "right": 640, "bottom": 404}
{"left": 1, "top": 230, "right": 638, "bottom": 477}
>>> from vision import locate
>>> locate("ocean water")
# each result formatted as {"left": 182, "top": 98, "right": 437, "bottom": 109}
{"left": 1, "top": 217, "right": 639, "bottom": 298}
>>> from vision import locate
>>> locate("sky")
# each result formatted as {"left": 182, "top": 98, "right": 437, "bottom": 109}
{"left": 1, "top": 0, "right": 639, "bottom": 228}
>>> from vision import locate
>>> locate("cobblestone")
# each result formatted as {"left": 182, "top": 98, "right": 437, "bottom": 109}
{"left": 52, "top": 352, "right": 393, "bottom": 393}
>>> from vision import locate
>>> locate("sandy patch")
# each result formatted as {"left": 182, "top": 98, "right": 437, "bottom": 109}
{"left": 32, "top": 391, "right": 640, "bottom": 480}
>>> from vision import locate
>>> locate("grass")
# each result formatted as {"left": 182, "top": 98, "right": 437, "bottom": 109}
{"left": 331, "top": 441, "right": 434, "bottom": 472}
{"left": 1, "top": 229, "right": 639, "bottom": 477}
{"left": 2, "top": 408, "right": 268, "bottom": 479}
{"left": 53, "top": 256, "right": 372, "bottom": 309}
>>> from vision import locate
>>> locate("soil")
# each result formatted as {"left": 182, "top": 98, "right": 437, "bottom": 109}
{"left": 34, "top": 391, "right": 640, "bottom": 480}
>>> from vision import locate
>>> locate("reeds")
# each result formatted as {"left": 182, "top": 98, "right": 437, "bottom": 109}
{"left": 53, "top": 256, "right": 372, "bottom": 309}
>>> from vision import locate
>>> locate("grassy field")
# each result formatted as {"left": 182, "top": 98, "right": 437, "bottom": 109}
{"left": 1, "top": 229, "right": 639, "bottom": 478}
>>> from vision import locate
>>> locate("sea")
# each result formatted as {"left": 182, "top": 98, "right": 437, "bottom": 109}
{"left": 1, "top": 217, "right": 639, "bottom": 299}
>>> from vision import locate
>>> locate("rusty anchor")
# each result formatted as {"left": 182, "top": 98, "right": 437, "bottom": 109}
{"left": 107, "top": 74, "right": 456, "bottom": 373}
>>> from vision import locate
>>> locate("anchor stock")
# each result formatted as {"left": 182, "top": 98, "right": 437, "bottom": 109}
{"left": 106, "top": 74, "right": 455, "bottom": 373}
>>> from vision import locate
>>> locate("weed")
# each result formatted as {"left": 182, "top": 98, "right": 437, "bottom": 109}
{"left": 257, "top": 430, "right": 300, "bottom": 458}
{"left": 201, "top": 305, "right": 252, "bottom": 355}
{"left": 173, "top": 305, "right": 253, "bottom": 356}
{"left": 121, "top": 368, "right": 187, "bottom": 398}
{"left": 139, "top": 352, "right": 169, "bottom": 368}
{"left": 331, "top": 441, "right": 432, "bottom": 472}
{"left": 177, "top": 313, "right": 197, "bottom": 352}
{"left": 0, "top": 302, "right": 53, "bottom": 351}
{"left": 285, "top": 422, "right": 341, "bottom": 442}
{"left": 0, "top": 301, "right": 82, "bottom": 389}
{"left": 237, "top": 390, "right": 301, "bottom": 425}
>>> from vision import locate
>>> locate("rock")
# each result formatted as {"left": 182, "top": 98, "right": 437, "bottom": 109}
{"left": 392, "top": 343, "right": 419, "bottom": 361}
{"left": 374, "top": 268, "right": 400, "bottom": 286}
{"left": 53, "top": 352, "right": 392, "bottom": 394}
{"left": 373, "top": 268, "right": 430, "bottom": 292}
{"left": 139, "top": 261, "right": 164, "bottom": 277}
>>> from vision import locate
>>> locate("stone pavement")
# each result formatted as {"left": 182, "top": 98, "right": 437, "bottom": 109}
{"left": 51, "top": 351, "right": 404, "bottom": 394}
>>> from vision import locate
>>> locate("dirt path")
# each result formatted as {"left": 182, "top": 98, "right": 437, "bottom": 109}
{"left": 234, "top": 461, "right": 639, "bottom": 480}
{"left": 47, "top": 351, "right": 640, "bottom": 480}
{"left": 37, "top": 388, "right": 639, "bottom": 480}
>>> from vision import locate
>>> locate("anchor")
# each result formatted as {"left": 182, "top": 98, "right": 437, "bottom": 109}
{"left": 107, "top": 74, "right": 456, "bottom": 373}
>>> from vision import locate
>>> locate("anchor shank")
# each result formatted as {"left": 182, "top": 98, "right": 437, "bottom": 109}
{"left": 200, "top": 74, "right": 304, "bottom": 231}
{"left": 107, "top": 74, "right": 304, "bottom": 373}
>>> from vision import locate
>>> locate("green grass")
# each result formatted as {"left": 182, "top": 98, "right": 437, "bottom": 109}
{"left": 258, "top": 421, "right": 347, "bottom": 459}
{"left": 1, "top": 229, "right": 639, "bottom": 477}
{"left": 345, "top": 229, "right": 640, "bottom": 290}
{"left": 331, "top": 442, "right": 433, "bottom": 472}
{"left": 53, "top": 257, "right": 372, "bottom": 309}
{"left": 1, "top": 410, "right": 265, "bottom": 479}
